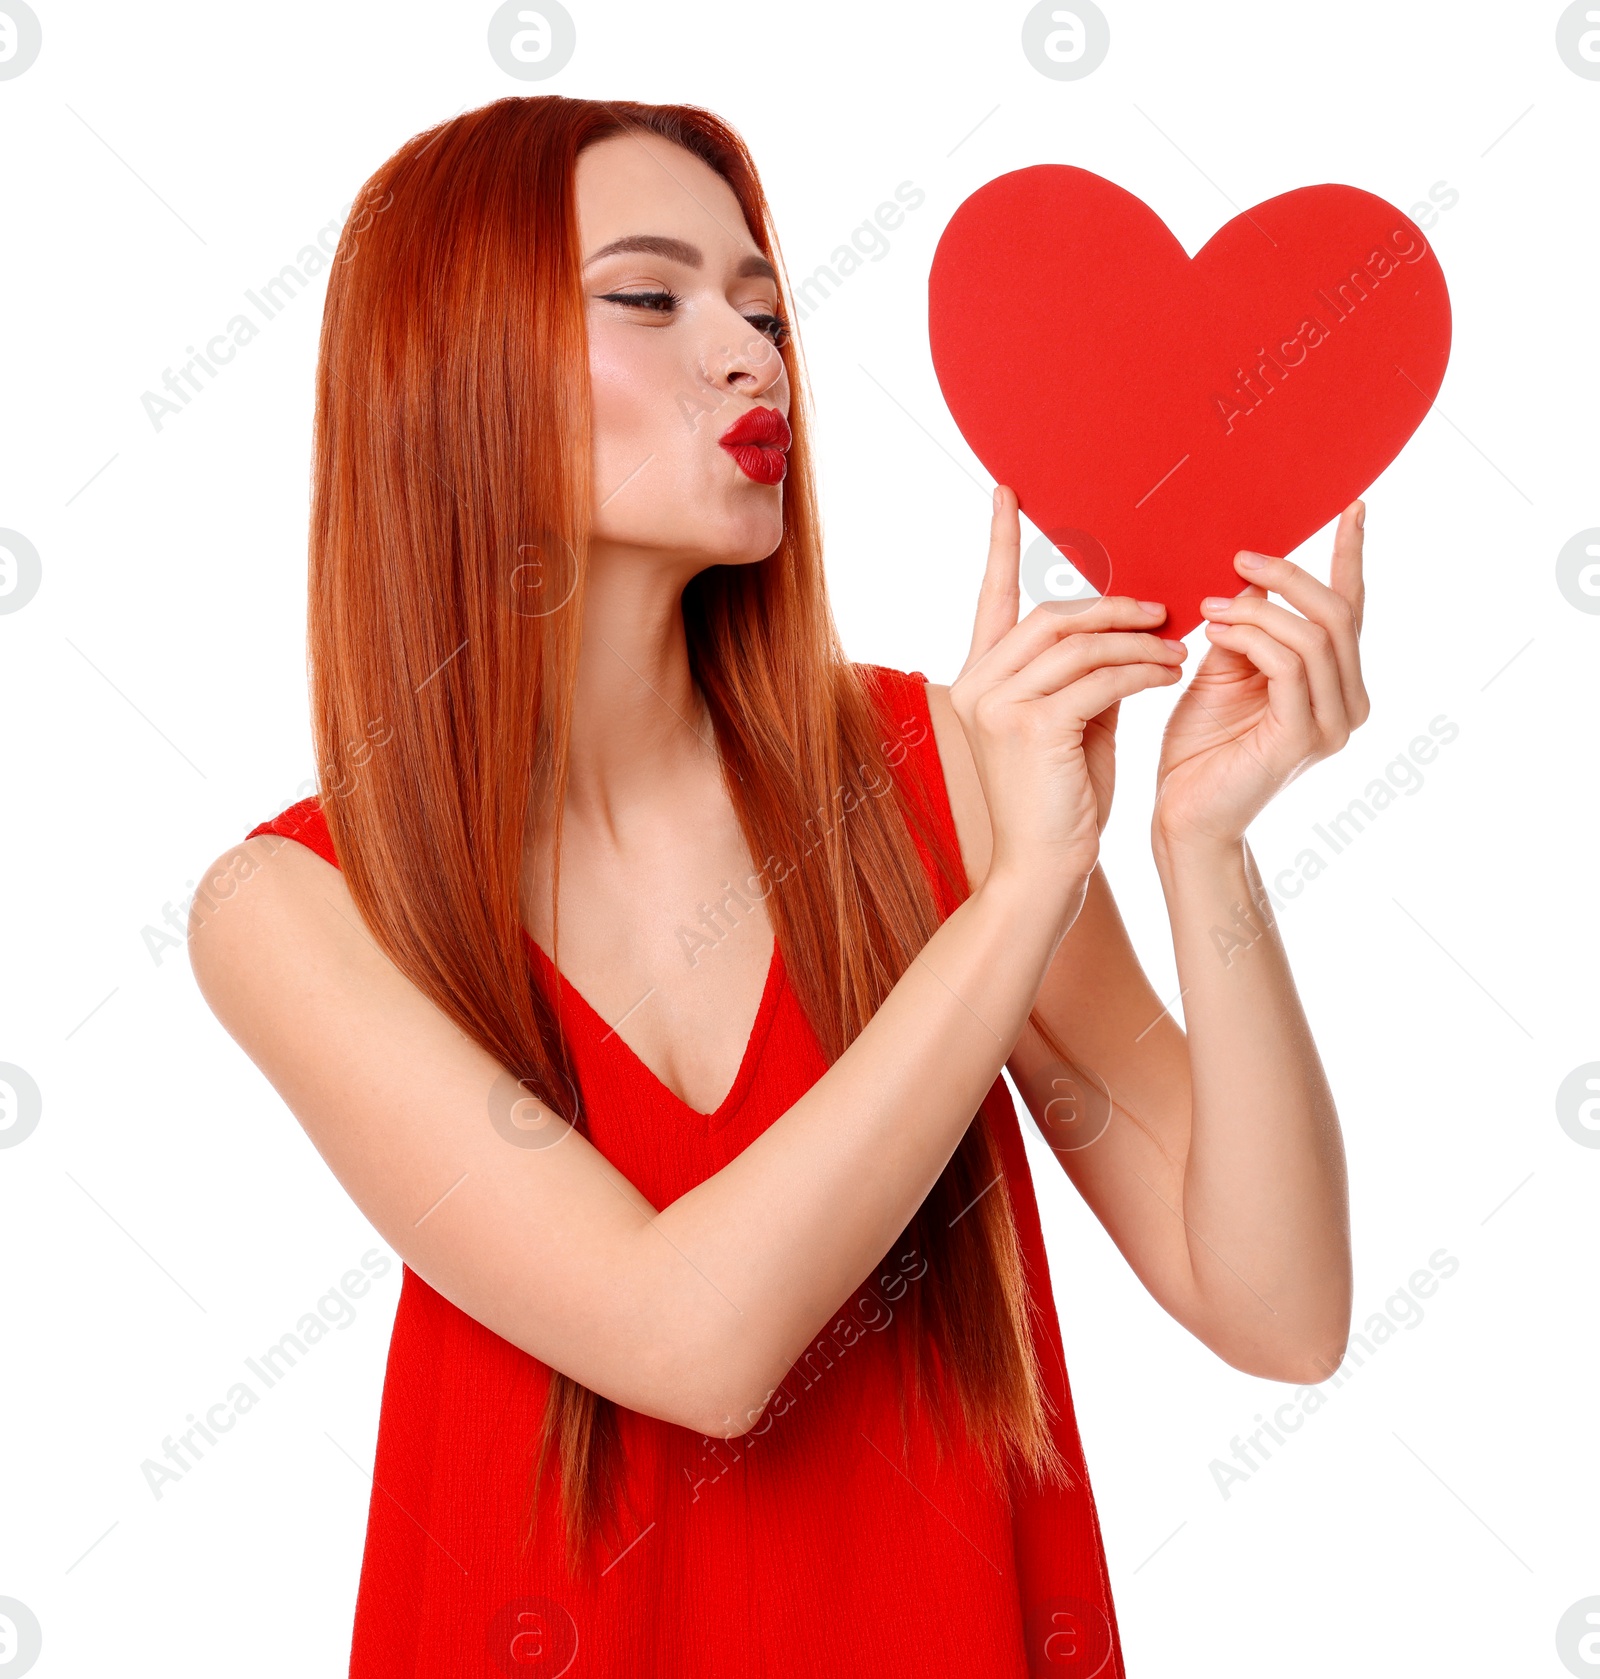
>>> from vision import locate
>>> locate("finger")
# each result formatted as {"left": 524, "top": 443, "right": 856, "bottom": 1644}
{"left": 1198, "top": 619, "right": 1318, "bottom": 750}
{"left": 963, "top": 485, "right": 1023, "bottom": 673}
{"left": 1331, "top": 499, "right": 1367, "bottom": 638}
{"left": 1085, "top": 696, "right": 1123, "bottom": 736}
{"left": 965, "top": 593, "right": 1169, "bottom": 686}
{"left": 1227, "top": 530, "right": 1367, "bottom": 725}
{"left": 1006, "top": 628, "right": 1187, "bottom": 703}
{"left": 1199, "top": 593, "right": 1348, "bottom": 740}
{"left": 1039, "top": 659, "right": 1185, "bottom": 727}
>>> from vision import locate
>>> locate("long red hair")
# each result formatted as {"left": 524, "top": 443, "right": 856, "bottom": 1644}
{"left": 307, "top": 94, "right": 1086, "bottom": 1578}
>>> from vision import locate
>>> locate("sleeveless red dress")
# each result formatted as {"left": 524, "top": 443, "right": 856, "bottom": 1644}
{"left": 246, "top": 664, "right": 1126, "bottom": 1678}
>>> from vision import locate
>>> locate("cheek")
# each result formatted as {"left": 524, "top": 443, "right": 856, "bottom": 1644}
{"left": 588, "top": 327, "right": 687, "bottom": 460}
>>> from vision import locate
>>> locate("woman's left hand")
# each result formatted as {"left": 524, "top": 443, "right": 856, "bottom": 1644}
{"left": 1151, "top": 500, "right": 1371, "bottom": 853}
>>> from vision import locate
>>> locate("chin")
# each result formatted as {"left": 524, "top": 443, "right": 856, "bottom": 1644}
{"left": 705, "top": 503, "right": 784, "bottom": 567}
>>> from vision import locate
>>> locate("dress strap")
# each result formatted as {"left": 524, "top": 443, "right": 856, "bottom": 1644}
{"left": 855, "top": 662, "right": 971, "bottom": 922}
{"left": 245, "top": 795, "right": 339, "bottom": 869}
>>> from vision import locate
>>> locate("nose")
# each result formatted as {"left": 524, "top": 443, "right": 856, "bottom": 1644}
{"left": 699, "top": 313, "right": 785, "bottom": 401}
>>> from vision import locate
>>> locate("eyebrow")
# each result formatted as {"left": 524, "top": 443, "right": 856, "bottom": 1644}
{"left": 582, "top": 234, "right": 777, "bottom": 283}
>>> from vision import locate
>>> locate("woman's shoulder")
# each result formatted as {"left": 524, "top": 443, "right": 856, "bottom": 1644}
{"left": 188, "top": 795, "right": 350, "bottom": 1033}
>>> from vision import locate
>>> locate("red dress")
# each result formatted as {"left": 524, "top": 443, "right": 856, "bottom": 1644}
{"left": 246, "top": 663, "right": 1126, "bottom": 1678}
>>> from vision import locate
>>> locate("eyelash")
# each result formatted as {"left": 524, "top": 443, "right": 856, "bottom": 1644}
{"left": 596, "top": 287, "right": 791, "bottom": 350}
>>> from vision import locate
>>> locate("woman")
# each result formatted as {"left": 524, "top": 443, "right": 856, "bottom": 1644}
{"left": 190, "top": 94, "right": 1362, "bottom": 1676}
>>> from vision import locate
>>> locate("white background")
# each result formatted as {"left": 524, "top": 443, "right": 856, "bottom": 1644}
{"left": 3, "top": 2, "right": 1597, "bottom": 1675}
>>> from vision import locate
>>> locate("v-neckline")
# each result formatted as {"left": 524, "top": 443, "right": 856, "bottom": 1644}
{"left": 519, "top": 928, "right": 785, "bottom": 1128}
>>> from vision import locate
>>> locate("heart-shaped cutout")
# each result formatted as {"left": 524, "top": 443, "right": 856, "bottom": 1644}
{"left": 928, "top": 165, "right": 1451, "bottom": 637}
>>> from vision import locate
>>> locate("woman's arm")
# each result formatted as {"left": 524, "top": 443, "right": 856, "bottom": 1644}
{"left": 1142, "top": 829, "right": 1350, "bottom": 1381}
{"left": 928, "top": 685, "right": 1348, "bottom": 1384}
{"left": 189, "top": 832, "right": 1079, "bottom": 1441}
{"left": 924, "top": 505, "right": 1370, "bottom": 1385}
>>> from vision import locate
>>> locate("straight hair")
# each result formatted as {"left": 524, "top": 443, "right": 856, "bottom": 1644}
{"left": 307, "top": 93, "right": 1092, "bottom": 1579}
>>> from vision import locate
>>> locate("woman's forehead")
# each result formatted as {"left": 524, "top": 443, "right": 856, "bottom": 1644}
{"left": 575, "top": 134, "right": 754, "bottom": 264}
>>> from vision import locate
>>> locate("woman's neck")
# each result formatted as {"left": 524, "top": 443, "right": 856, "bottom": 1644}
{"left": 560, "top": 549, "right": 718, "bottom": 839}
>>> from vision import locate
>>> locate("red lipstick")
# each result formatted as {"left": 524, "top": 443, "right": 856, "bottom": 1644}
{"left": 718, "top": 405, "right": 791, "bottom": 485}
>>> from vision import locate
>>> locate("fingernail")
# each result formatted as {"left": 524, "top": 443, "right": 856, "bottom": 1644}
{"left": 1355, "top": 502, "right": 1365, "bottom": 529}
{"left": 1236, "top": 552, "right": 1267, "bottom": 569}
{"left": 1201, "top": 596, "right": 1231, "bottom": 611}
{"left": 1138, "top": 599, "right": 1164, "bottom": 614}
{"left": 1161, "top": 638, "right": 1186, "bottom": 651}
{"left": 993, "top": 486, "right": 1001, "bottom": 512}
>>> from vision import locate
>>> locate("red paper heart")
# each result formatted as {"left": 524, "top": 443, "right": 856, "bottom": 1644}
{"left": 928, "top": 165, "right": 1451, "bottom": 637}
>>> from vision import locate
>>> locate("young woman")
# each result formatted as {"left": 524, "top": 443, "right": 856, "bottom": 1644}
{"left": 190, "top": 95, "right": 1363, "bottom": 1677}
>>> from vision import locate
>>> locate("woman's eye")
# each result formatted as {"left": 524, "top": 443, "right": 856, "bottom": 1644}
{"left": 745, "top": 312, "right": 791, "bottom": 350}
{"left": 596, "top": 288, "right": 680, "bottom": 314}
{"left": 594, "top": 289, "right": 789, "bottom": 350}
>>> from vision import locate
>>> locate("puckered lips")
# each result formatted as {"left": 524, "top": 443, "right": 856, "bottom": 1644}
{"left": 718, "top": 405, "right": 791, "bottom": 485}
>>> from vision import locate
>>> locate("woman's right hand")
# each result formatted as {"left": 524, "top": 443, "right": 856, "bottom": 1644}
{"left": 949, "top": 484, "right": 1188, "bottom": 898}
